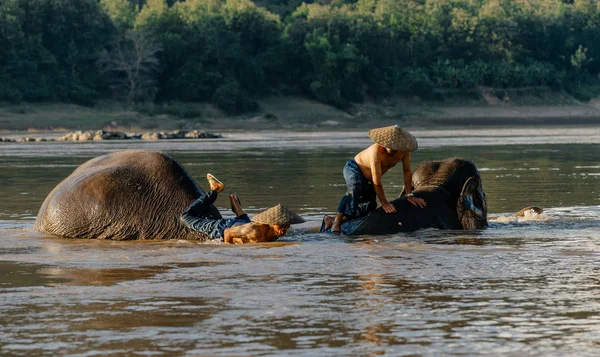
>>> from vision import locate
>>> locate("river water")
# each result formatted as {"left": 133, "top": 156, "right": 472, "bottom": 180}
{"left": 1, "top": 128, "right": 599, "bottom": 356}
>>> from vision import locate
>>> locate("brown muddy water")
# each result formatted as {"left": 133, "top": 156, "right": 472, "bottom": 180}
{"left": 1, "top": 128, "right": 600, "bottom": 356}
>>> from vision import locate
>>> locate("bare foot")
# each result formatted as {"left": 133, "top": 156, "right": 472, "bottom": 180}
{"left": 206, "top": 173, "right": 225, "bottom": 193}
{"left": 331, "top": 220, "right": 342, "bottom": 235}
{"left": 229, "top": 193, "right": 244, "bottom": 216}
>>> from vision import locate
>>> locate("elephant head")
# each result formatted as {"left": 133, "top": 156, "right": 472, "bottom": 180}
{"left": 456, "top": 176, "right": 488, "bottom": 229}
{"left": 412, "top": 157, "right": 488, "bottom": 230}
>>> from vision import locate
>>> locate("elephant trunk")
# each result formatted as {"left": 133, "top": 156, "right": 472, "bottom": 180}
{"left": 457, "top": 176, "right": 488, "bottom": 230}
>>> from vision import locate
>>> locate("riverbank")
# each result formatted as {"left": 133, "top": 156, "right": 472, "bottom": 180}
{"left": 2, "top": 90, "right": 600, "bottom": 132}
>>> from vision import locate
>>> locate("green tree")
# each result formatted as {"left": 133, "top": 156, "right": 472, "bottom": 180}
{"left": 18, "top": 0, "right": 117, "bottom": 104}
{"left": 135, "top": 0, "right": 168, "bottom": 28}
{"left": 136, "top": 0, "right": 282, "bottom": 105}
{"left": 100, "top": 0, "right": 139, "bottom": 29}
{"left": 0, "top": 0, "right": 26, "bottom": 101}
{"left": 571, "top": 45, "right": 591, "bottom": 71}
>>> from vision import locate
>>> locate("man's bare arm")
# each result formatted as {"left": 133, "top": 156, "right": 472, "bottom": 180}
{"left": 402, "top": 154, "right": 413, "bottom": 194}
{"left": 370, "top": 150, "right": 396, "bottom": 213}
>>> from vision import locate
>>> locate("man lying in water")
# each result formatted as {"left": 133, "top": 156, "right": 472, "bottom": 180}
{"left": 181, "top": 174, "right": 304, "bottom": 244}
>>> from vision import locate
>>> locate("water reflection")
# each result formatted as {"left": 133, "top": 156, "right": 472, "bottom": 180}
{"left": 39, "top": 266, "right": 172, "bottom": 286}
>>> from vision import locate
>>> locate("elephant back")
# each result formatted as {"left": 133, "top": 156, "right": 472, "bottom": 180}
{"left": 35, "top": 150, "right": 218, "bottom": 240}
{"left": 343, "top": 191, "right": 461, "bottom": 235}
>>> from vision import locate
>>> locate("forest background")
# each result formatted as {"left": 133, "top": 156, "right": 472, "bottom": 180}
{"left": 2, "top": 0, "right": 600, "bottom": 129}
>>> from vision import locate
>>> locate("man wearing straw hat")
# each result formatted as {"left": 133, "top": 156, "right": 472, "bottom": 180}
{"left": 323, "top": 125, "right": 426, "bottom": 234}
{"left": 181, "top": 174, "right": 305, "bottom": 244}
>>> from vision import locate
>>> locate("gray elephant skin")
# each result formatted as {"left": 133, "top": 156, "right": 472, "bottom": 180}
{"left": 341, "top": 157, "right": 488, "bottom": 235}
{"left": 35, "top": 150, "right": 221, "bottom": 240}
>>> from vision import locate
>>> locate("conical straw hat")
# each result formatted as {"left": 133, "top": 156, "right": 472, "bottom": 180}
{"left": 368, "top": 125, "right": 418, "bottom": 152}
{"left": 251, "top": 204, "right": 305, "bottom": 225}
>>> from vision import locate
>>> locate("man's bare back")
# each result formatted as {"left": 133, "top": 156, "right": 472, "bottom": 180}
{"left": 224, "top": 222, "right": 287, "bottom": 244}
{"left": 354, "top": 144, "right": 406, "bottom": 184}
{"left": 354, "top": 143, "right": 426, "bottom": 214}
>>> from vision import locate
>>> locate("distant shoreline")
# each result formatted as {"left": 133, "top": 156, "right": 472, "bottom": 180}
{"left": 2, "top": 95, "right": 600, "bottom": 133}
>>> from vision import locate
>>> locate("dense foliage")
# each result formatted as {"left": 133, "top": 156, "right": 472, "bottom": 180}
{"left": 1, "top": 0, "right": 600, "bottom": 112}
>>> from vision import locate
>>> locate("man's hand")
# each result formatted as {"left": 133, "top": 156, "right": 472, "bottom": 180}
{"left": 407, "top": 196, "right": 426, "bottom": 208}
{"left": 382, "top": 202, "right": 397, "bottom": 214}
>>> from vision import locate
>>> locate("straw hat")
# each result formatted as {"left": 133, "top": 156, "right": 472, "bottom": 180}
{"left": 368, "top": 125, "right": 418, "bottom": 152}
{"left": 251, "top": 204, "right": 305, "bottom": 226}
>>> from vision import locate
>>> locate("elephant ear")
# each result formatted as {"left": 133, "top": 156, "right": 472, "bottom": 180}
{"left": 457, "top": 176, "right": 488, "bottom": 230}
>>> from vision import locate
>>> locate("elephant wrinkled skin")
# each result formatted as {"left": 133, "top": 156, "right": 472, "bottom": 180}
{"left": 341, "top": 157, "right": 488, "bottom": 235}
{"left": 35, "top": 150, "right": 220, "bottom": 240}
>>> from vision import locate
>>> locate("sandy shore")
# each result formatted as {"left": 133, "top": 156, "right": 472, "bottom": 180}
{"left": 2, "top": 96, "right": 600, "bottom": 133}
{"left": 424, "top": 101, "right": 600, "bottom": 126}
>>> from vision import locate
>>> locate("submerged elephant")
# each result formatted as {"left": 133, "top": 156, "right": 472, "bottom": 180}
{"left": 340, "top": 157, "right": 488, "bottom": 235}
{"left": 35, "top": 150, "right": 221, "bottom": 240}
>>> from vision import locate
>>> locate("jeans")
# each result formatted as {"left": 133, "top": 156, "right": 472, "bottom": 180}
{"left": 336, "top": 159, "right": 377, "bottom": 218}
{"left": 181, "top": 190, "right": 250, "bottom": 241}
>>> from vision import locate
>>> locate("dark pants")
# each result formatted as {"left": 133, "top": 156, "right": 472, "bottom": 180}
{"left": 337, "top": 159, "right": 377, "bottom": 219}
{"left": 181, "top": 190, "right": 250, "bottom": 241}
